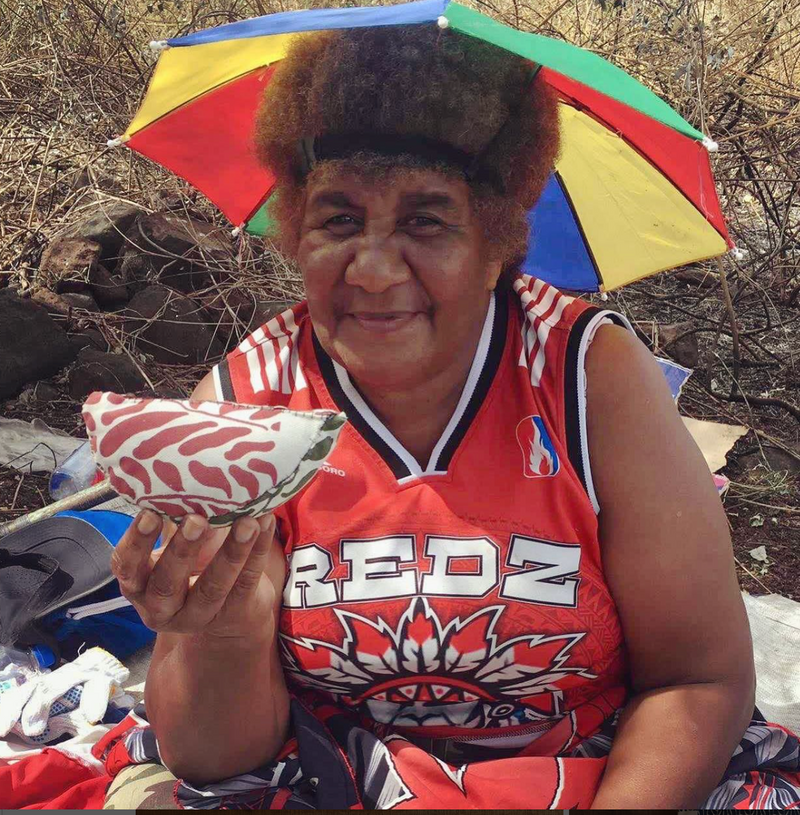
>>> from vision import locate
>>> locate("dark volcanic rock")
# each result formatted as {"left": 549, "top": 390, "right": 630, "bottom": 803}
{"left": 739, "top": 446, "right": 800, "bottom": 477}
{"left": 68, "top": 347, "right": 147, "bottom": 400}
{"left": 60, "top": 201, "right": 142, "bottom": 260}
{"left": 88, "top": 262, "right": 129, "bottom": 307}
{"left": 659, "top": 321, "right": 699, "bottom": 369}
{"left": 125, "top": 285, "right": 223, "bottom": 364}
{"left": 38, "top": 237, "right": 101, "bottom": 293}
{"left": 120, "top": 212, "right": 231, "bottom": 292}
{"left": 61, "top": 292, "right": 99, "bottom": 312}
{"left": 69, "top": 329, "right": 108, "bottom": 355}
{"left": 0, "top": 291, "right": 76, "bottom": 399}
{"left": 18, "top": 381, "right": 61, "bottom": 404}
{"left": 30, "top": 288, "right": 70, "bottom": 316}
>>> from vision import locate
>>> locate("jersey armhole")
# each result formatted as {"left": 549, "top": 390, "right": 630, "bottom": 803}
{"left": 211, "top": 358, "right": 235, "bottom": 402}
{"left": 564, "top": 307, "right": 635, "bottom": 515}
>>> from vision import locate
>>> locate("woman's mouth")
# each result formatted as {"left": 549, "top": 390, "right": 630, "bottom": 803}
{"left": 347, "top": 312, "right": 421, "bottom": 334}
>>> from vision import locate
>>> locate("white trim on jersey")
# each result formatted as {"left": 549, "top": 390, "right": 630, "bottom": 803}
{"left": 577, "top": 309, "right": 635, "bottom": 514}
{"left": 211, "top": 364, "right": 224, "bottom": 401}
{"left": 332, "top": 293, "right": 497, "bottom": 483}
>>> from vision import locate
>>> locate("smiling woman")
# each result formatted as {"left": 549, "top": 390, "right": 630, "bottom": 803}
{"left": 105, "top": 17, "right": 800, "bottom": 814}
{"left": 297, "top": 167, "right": 500, "bottom": 461}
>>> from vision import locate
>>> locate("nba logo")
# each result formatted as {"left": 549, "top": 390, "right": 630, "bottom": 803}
{"left": 515, "top": 415, "right": 560, "bottom": 478}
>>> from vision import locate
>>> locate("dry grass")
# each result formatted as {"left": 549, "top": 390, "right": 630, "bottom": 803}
{"left": 0, "top": 0, "right": 798, "bottom": 478}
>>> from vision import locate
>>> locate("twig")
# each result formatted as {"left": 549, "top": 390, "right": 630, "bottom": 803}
{"left": 715, "top": 255, "right": 743, "bottom": 395}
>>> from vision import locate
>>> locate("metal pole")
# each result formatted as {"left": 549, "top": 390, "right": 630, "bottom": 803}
{"left": 0, "top": 480, "right": 117, "bottom": 538}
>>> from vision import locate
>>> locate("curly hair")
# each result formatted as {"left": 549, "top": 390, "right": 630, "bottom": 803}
{"left": 254, "top": 24, "right": 560, "bottom": 270}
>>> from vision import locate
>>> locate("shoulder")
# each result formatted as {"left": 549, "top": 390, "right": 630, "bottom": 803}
{"left": 584, "top": 322, "right": 721, "bottom": 526}
{"left": 585, "top": 322, "right": 672, "bottom": 404}
{"left": 208, "top": 302, "right": 313, "bottom": 403}
{"left": 584, "top": 323, "right": 679, "bottom": 435}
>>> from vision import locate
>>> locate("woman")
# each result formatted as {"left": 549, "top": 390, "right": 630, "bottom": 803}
{"left": 104, "top": 24, "right": 800, "bottom": 810}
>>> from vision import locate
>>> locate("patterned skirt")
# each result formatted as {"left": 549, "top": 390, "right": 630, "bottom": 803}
{"left": 99, "top": 701, "right": 800, "bottom": 810}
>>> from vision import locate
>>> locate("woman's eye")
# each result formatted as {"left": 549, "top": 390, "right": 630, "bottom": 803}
{"left": 324, "top": 214, "right": 361, "bottom": 235}
{"left": 403, "top": 216, "right": 444, "bottom": 235}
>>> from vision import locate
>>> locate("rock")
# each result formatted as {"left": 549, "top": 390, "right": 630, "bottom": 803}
{"left": 30, "top": 288, "right": 70, "bottom": 315}
{"left": 61, "top": 292, "right": 99, "bottom": 312}
{"left": 116, "top": 247, "right": 153, "bottom": 290}
{"left": 738, "top": 445, "right": 800, "bottom": 477}
{"left": 69, "top": 328, "right": 107, "bottom": 354}
{"left": 59, "top": 201, "right": 142, "bottom": 260}
{"left": 38, "top": 237, "right": 101, "bottom": 293}
{"left": 125, "top": 285, "right": 224, "bottom": 364}
{"left": 0, "top": 290, "right": 76, "bottom": 399}
{"left": 658, "top": 321, "right": 699, "bottom": 369}
{"left": 121, "top": 212, "right": 231, "bottom": 292}
{"left": 197, "top": 292, "right": 294, "bottom": 350}
{"left": 674, "top": 269, "right": 718, "bottom": 289}
{"left": 68, "top": 347, "right": 147, "bottom": 400}
{"left": 88, "top": 263, "right": 129, "bottom": 307}
{"left": 18, "top": 382, "right": 61, "bottom": 404}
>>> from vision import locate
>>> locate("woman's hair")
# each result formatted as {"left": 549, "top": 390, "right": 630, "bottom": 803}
{"left": 254, "top": 24, "right": 560, "bottom": 270}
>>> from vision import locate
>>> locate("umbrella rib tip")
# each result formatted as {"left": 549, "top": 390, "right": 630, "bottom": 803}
{"left": 106, "top": 136, "right": 125, "bottom": 148}
{"left": 702, "top": 136, "right": 719, "bottom": 153}
{"left": 437, "top": 15, "right": 450, "bottom": 29}
{"left": 149, "top": 40, "right": 170, "bottom": 53}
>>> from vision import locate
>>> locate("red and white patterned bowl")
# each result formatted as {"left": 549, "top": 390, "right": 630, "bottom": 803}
{"left": 82, "top": 392, "right": 346, "bottom": 524}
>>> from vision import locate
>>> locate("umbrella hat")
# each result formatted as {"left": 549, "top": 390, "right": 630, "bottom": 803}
{"left": 112, "top": 0, "right": 732, "bottom": 293}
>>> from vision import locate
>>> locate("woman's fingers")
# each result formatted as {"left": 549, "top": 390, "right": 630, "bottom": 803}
{"left": 111, "top": 510, "right": 163, "bottom": 601}
{"left": 225, "top": 515, "right": 279, "bottom": 606}
{"left": 179, "top": 516, "right": 266, "bottom": 628}
{"left": 142, "top": 514, "right": 206, "bottom": 627}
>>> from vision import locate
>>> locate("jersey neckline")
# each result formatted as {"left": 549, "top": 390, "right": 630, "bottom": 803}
{"left": 312, "top": 291, "right": 509, "bottom": 484}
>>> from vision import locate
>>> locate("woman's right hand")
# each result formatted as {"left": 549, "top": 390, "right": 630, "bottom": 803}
{"left": 111, "top": 510, "right": 285, "bottom": 642}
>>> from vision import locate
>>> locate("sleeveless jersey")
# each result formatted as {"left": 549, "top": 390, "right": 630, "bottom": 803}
{"left": 212, "top": 274, "right": 630, "bottom": 751}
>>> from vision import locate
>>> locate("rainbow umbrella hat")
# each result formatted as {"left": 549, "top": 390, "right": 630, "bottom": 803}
{"left": 109, "top": 0, "right": 734, "bottom": 293}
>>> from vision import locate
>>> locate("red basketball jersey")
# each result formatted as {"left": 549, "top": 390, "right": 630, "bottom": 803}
{"left": 212, "top": 274, "right": 631, "bottom": 751}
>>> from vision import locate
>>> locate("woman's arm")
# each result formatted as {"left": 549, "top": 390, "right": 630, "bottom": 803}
{"left": 134, "top": 372, "right": 290, "bottom": 784}
{"left": 585, "top": 325, "right": 755, "bottom": 809}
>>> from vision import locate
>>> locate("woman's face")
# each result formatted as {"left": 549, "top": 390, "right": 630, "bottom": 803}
{"left": 297, "top": 166, "right": 502, "bottom": 391}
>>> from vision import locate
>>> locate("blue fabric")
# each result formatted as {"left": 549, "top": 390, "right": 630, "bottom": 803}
{"left": 56, "top": 509, "right": 135, "bottom": 547}
{"left": 656, "top": 357, "right": 693, "bottom": 401}
{"left": 43, "top": 583, "right": 156, "bottom": 661}
{"left": 522, "top": 173, "right": 600, "bottom": 293}
{"left": 169, "top": 0, "right": 448, "bottom": 47}
{"left": 41, "top": 511, "right": 156, "bottom": 660}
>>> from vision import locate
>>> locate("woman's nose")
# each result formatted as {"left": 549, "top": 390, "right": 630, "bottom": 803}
{"left": 344, "top": 235, "right": 411, "bottom": 293}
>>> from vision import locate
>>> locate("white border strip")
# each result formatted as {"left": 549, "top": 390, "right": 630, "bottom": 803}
{"left": 577, "top": 309, "right": 635, "bottom": 515}
{"left": 211, "top": 363, "right": 225, "bottom": 401}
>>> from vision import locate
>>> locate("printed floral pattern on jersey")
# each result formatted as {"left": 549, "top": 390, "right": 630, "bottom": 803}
{"left": 281, "top": 597, "right": 595, "bottom": 729}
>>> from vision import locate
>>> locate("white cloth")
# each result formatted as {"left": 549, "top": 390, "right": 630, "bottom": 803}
{"left": 744, "top": 592, "right": 800, "bottom": 733}
{"left": 0, "top": 647, "right": 129, "bottom": 745}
